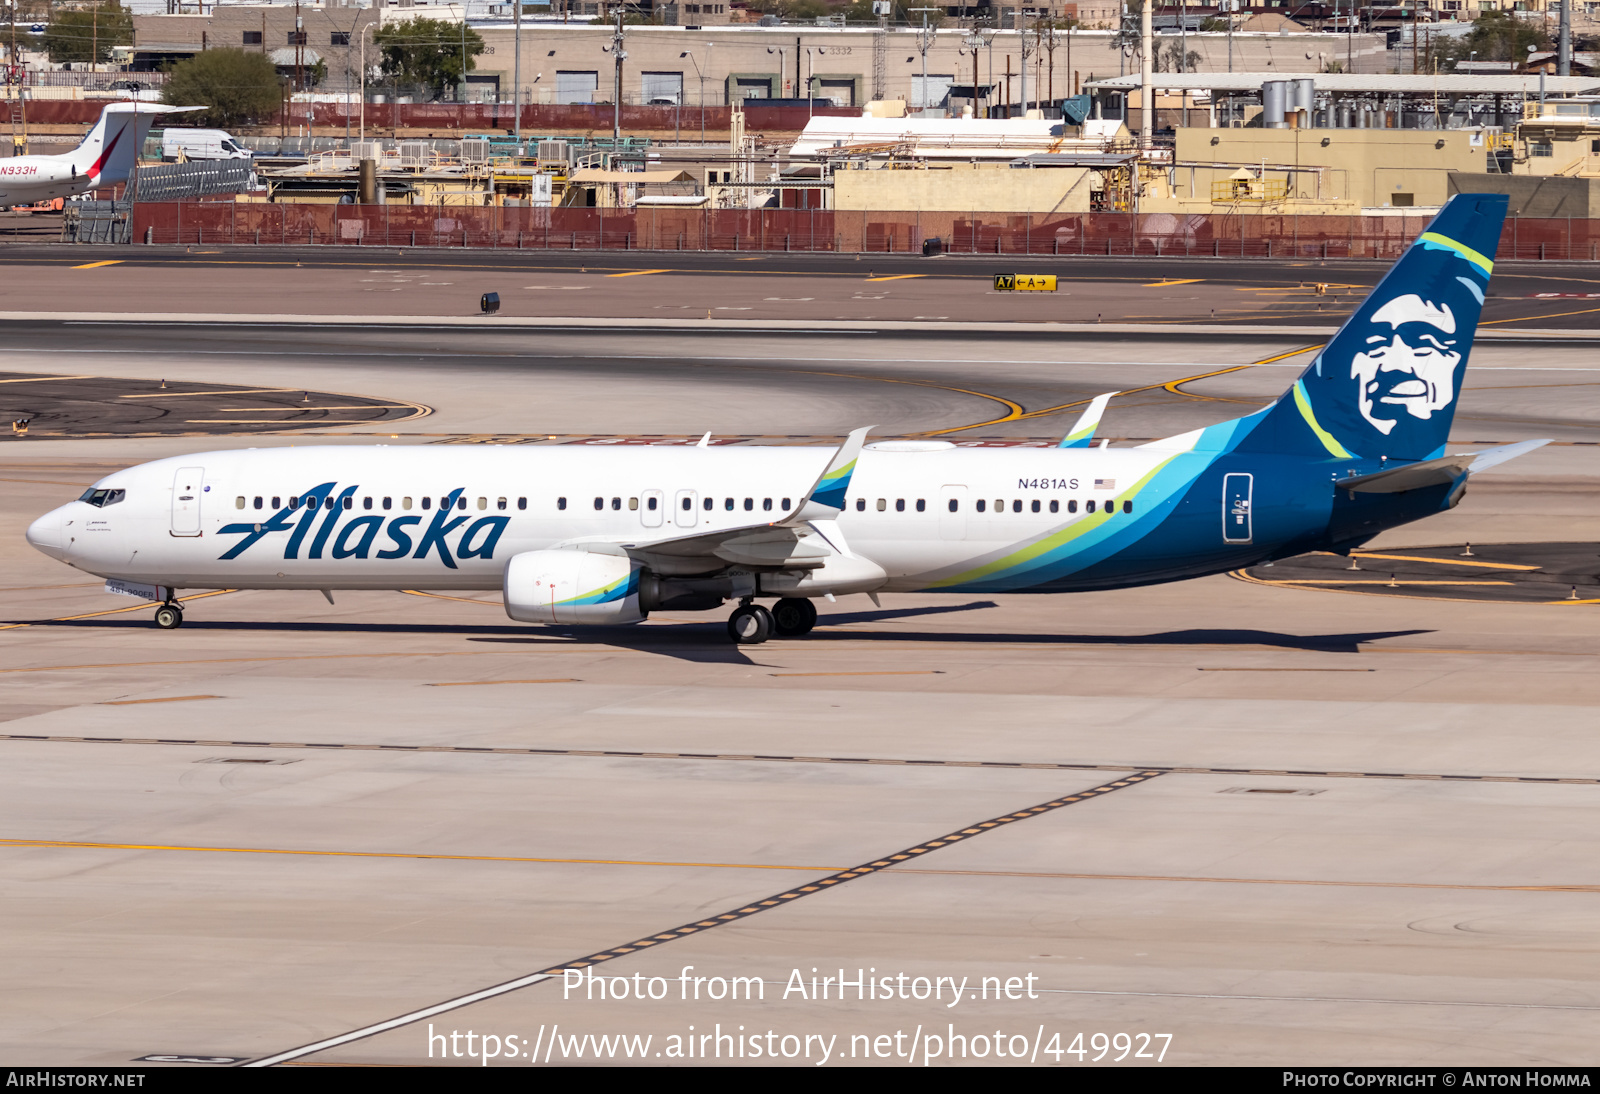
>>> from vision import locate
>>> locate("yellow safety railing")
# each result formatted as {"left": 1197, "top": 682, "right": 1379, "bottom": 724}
{"left": 1211, "top": 178, "right": 1289, "bottom": 204}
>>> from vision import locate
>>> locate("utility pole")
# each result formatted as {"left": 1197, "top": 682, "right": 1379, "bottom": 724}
{"left": 1559, "top": 0, "right": 1571, "bottom": 77}
{"left": 603, "top": 6, "right": 625, "bottom": 143}
{"left": 1019, "top": 9, "right": 1029, "bottom": 114}
{"left": 911, "top": 8, "right": 937, "bottom": 112}
{"left": 513, "top": 0, "right": 522, "bottom": 137}
{"left": 1139, "top": 0, "right": 1152, "bottom": 143}
{"left": 293, "top": 0, "right": 302, "bottom": 94}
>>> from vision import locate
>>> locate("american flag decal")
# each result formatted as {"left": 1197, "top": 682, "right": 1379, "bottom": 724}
{"left": 1094, "top": 478, "right": 1116, "bottom": 490}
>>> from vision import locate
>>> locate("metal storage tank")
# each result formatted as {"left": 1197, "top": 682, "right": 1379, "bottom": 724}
{"left": 1293, "top": 78, "right": 1316, "bottom": 120}
{"left": 1262, "top": 80, "right": 1288, "bottom": 129}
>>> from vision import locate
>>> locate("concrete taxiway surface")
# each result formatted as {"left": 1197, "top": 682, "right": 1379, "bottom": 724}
{"left": 2, "top": 318, "right": 1599, "bottom": 1067}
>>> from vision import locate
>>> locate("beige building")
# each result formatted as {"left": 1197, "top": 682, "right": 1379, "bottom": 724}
{"left": 466, "top": 24, "right": 1383, "bottom": 110}
{"left": 1149, "top": 126, "right": 1489, "bottom": 213}
{"left": 832, "top": 160, "right": 1095, "bottom": 213}
{"left": 126, "top": 9, "right": 1381, "bottom": 110}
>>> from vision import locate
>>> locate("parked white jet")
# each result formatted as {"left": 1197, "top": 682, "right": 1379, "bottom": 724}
{"left": 0, "top": 102, "right": 199, "bottom": 207}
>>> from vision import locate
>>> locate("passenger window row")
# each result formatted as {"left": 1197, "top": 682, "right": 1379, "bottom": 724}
{"left": 556, "top": 496, "right": 795, "bottom": 513}
{"left": 237, "top": 495, "right": 529, "bottom": 512}
{"left": 846, "top": 497, "right": 1135, "bottom": 515}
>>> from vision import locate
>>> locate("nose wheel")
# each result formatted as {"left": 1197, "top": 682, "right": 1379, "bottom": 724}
{"left": 727, "top": 602, "right": 773, "bottom": 644}
{"left": 153, "top": 603, "right": 184, "bottom": 630}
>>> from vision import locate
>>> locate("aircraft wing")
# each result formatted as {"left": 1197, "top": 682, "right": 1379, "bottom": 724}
{"left": 554, "top": 427, "right": 874, "bottom": 570}
{"left": 1335, "top": 439, "right": 1550, "bottom": 494}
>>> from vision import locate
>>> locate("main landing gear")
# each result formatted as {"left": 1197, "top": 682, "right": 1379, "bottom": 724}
{"left": 153, "top": 601, "right": 184, "bottom": 629}
{"left": 727, "top": 597, "right": 818, "bottom": 645}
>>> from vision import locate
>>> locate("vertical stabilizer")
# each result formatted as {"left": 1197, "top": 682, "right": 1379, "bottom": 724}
{"left": 1240, "top": 194, "right": 1508, "bottom": 463}
{"left": 68, "top": 104, "right": 198, "bottom": 185}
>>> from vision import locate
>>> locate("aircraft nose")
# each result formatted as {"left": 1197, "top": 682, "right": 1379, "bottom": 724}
{"left": 25, "top": 508, "right": 66, "bottom": 560}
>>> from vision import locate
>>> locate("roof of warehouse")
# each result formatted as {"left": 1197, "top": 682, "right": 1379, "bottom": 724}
{"left": 1086, "top": 72, "right": 1600, "bottom": 94}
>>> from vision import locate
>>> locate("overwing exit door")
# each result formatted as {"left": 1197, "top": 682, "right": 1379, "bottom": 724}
{"left": 1223, "top": 473, "right": 1253, "bottom": 544}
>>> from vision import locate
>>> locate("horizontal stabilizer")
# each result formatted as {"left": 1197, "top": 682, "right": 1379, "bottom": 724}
{"left": 1465, "top": 437, "right": 1550, "bottom": 475}
{"left": 1059, "top": 392, "right": 1116, "bottom": 448}
{"left": 1336, "top": 439, "right": 1550, "bottom": 494}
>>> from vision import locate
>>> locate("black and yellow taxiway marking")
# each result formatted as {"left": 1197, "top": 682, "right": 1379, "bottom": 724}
{"left": 3, "top": 732, "right": 1594, "bottom": 786}
{"left": 1232, "top": 569, "right": 1594, "bottom": 604}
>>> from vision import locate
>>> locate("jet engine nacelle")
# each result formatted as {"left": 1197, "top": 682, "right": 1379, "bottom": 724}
{"left": 503, "top": 549, "right": 647, "bottom": 625}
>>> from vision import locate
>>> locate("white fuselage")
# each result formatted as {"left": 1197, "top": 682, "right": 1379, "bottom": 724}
{"left": 26, "top": 444, "right": 1188, "bottom": 594}
{"left": 0, "top": 156, "right": 93, "bottom": 205}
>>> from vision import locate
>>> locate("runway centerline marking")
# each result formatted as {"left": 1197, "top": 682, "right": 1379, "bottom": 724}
{"left": 240, "top": 771, "right": 1161, "bottom": 1066}
{"left": 3, "top": 734, "right": 1594, "bottom": 785}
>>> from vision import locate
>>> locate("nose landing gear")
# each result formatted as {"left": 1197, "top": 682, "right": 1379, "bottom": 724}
{"left": 153, "top": 602, "right": 184, "bottom": 629}
{"left": 727, "top": 600, "right": 773, "bottom": 644}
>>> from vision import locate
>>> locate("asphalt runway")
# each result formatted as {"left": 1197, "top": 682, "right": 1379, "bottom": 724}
{"left": 3, "top": 319, "right": 1600, "bottom": 1067}
{"left": 6, "top": 245, "right": 1600, "bottom": 328}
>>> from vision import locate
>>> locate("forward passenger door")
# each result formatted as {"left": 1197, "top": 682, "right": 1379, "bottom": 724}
{"left": 171, "top": 466, "right": 204, "bottom": 537}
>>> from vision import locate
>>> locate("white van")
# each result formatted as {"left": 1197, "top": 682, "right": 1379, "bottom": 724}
{"left": 160, "top": 128, "right": 252, "bottom": 161}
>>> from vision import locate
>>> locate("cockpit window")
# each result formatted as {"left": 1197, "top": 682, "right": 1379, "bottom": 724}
{"left": 77, "top": 488, "right": 125, "bottom": 508}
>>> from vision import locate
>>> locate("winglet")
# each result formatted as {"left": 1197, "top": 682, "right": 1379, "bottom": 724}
{"left": 695, "top": 431, "right": 711, "bottom": 448}
{"left": 788, "top": 425, "right": 873, "bottom": 522}
{"left": 1059, "top": 392, "right": 1117, "bottom": 448}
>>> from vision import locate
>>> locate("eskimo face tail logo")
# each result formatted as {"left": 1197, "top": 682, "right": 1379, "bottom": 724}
{"left": 1351, "top": 294, "right": 1463, "bottom": 435}
{"left": 217, "top": 484, "right": 510, "bottom": 569}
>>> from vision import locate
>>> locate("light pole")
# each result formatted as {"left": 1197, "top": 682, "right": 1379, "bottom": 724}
{"left": 804, "top": 45, "right": 826, "bottom": 117}
{"left": 681, "top": 46, "right": 712, "bottom": 144}
{"left": 766, "top": 45, "right": 785, "bottom": 98}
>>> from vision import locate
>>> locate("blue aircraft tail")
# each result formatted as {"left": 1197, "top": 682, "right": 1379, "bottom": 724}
{"left": 1240, "top": 193, "right": 1508, "bottom": 463}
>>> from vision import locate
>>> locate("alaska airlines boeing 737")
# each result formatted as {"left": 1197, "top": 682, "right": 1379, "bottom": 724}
{"left": 25, "top": 194, "right": 1545, "bottom": 644}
